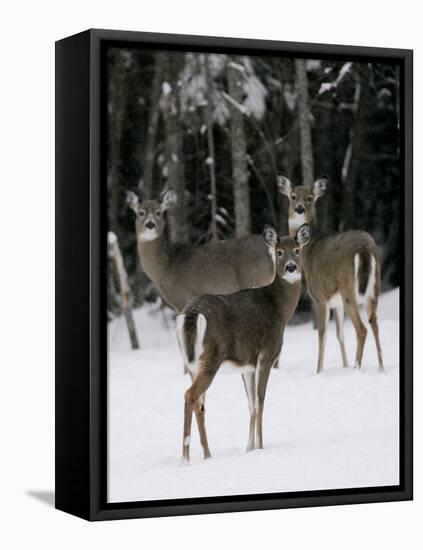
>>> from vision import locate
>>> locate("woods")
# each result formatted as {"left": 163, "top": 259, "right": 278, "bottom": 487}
{"left": 107, "top": 48, "right": 400, "bottom": 315}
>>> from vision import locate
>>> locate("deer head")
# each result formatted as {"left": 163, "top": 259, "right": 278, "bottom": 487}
{"left": 277, "top": 175, "right": 327, "bottom": 234}
{"left": 127, "top": 188, "right": 177, "bottom": 243}
{"left": 263, "top": 223, "right": 311, "bottom": 284}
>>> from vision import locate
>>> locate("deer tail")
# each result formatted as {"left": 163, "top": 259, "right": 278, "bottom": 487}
{"left": 176, "top": 312, "right": 207, "bottom": 370}
{"left": 354, "top": 251, "right": 377, "bottom": 301}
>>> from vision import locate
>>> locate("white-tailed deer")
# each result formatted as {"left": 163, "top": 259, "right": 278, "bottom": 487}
{"left": 176, "top": 224, "right": 311, "bottom": 463}
{"left": 278, "top": 175, "right": 384, "bottom": 374}
{"left": 127, "top": 189, "right": 276, "bottom": 312}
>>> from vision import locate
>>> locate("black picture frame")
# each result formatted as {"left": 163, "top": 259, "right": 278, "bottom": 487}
{"left": 55, "top": 28, "right": 413, "bottom": 521}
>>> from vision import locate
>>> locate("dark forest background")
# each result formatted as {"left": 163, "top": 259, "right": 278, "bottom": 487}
{"left": 107, "top": 48, "right": 400, "bottom": 319}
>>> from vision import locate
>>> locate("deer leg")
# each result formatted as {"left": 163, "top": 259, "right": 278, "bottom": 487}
{"left": 187, "top": 372, "right": 211, "bottom": 458}
{"left": 242, "top": 371, "right": 256, "bottom": 452}
{"left": 255, "top": 361, "right": 272, "bottom": 450}
{"left": 315, "top": 302, "right": 329, "bottom": 374}
{"left": 182, "top": 391, "right": 194, "bottom": 464}
{"left": 344, "top": 299, "right": 367, "bottom": 369}
{"left": 194, "top": 394, "right": 211, "bottom": 459}
{"left": 366, "top": 298, "right": 384, "bottom": 372}
{"left": 182, "top": 367, "right": 216, "bottom": 463}
{"left": 334, "top": 306, "right": 349, "bottom": 368}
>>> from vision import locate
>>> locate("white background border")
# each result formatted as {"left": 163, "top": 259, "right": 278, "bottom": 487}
{"left": 0, "top": 1, "right": 419, "bottom": 548}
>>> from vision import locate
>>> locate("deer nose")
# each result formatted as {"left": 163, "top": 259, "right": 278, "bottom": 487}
{"left": 145, "top": 221, "right": 156, "bottom": 230}
{"left": 286, "top": 262, "right": 297, "bottom": 273}
{"left": 295, "top": 205, "right": 305, "bottom": 214}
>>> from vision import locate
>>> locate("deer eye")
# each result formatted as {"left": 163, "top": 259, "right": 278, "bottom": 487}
{"left": 155, "top": 210, "right": 161, "bottom": 217}
{"left": 307, "top": 195, "right": 313, "bottom": 202}
{"left": 139, "top": 209, "right": 146, "bottom": 216}
{"left": 277, "top": 249, "right": 283, "bottom": 257}
{"left": 291, "top": 194, "right": 297, "bottom": 201}
{"left": 294, "top": 248, "right": 300, "bottom": 256}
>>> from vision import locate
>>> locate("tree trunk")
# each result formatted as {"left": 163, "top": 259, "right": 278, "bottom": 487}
{"left": 295, "top": 59, "right": 314, "bottom": 187}
{"left": 227, "top": 58, "right": 251, "bottom": 237}
{"left": 341, "top": 67, "right": 368, "bottom": 230}
{"left": 108, "top": 232, "right": 140, "bottom": 350}
{"left": 162, "top": 53, "right": 188, "bottom": 243}
{"left": 204, "top": 55, "right": 219, "bottom": 241}
{"left": 142, "top": 53, "right": 163, "bottom": 198}
{"left": 108, "top": 49, "right": 130, "bottom": 232}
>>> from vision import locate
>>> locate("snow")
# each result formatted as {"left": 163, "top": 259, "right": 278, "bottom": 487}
{"left": 305, "top": 59, "right": 322, "bottom": 72}
{"left": 283, "top": 85, "right": 297, "bottom": 111}
{"left": 241, "top": 57, "right": 268, "bottom": 120}
{"left": 319, "top": 62, "right": 353, "bottom": 95}
{"left": 221, "top": 90, "right": 249, "bottom": 115}
{"left": 228, "top": 60, "right": 246, "bottom": 73}
{"left": 215, "top": 213, "right": 228, "bottom": 226}
{"left": 337, "top": 62, "right": 353, "bottom": 82}
{"left": 108, "top": 289, "right": 400, "bottom": 503}
{"left": 161, "top": 81, "right": 172, "bottom": 96}
{"left": 107, "top": 231, "right": 117, "bottom": 245}
{"left": 318, "top": 82, "right": 334, "bottom": 95}
{"left": 179, "top": 53, "right": 267, "bottom": 124}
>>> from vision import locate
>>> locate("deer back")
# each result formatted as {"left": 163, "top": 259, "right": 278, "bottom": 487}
{"left": 302, "top": 229, "right": 381, "bottom": 303}
{"left": 178, "top": 228, "right": 310, "bottom": 369}
{"left": 146, "top": 233, "right": 275, "bottom": 311}
{"left": 182, "top": 284, "right": 292, "bottom": 369}
{"left": 130, "top": 190, "right": 277, "bottom": 311}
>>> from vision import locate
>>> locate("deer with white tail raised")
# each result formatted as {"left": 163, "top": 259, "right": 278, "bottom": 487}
{"left": 176, "top": 224, "right": 311, "bottom": 463}
{"left": 127, "top": 189, "right": 276, "bottom": 312}
{"left": 278, "top": 175, "right": 384, "bottom": 374}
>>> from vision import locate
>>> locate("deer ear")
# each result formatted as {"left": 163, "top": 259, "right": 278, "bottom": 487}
{"left": 312, "top": 176, "right": 327, "bottom": 200}
{"left": 263, "top": 225, "right": 278, "bottom": 248}
{"left": 296, "top": 223, "right": 311, "bottom": 247}
{"left": 161, "top": 189, "right": 177, "bottom": 211}
{"left": 126, "top": 190, "right": 139, "bottom": 213}
{"left": 277, "top": 175, "right": 292, "bottom": 197}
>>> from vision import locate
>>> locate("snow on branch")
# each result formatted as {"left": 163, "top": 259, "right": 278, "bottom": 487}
{"left": 318, "top": 62, "right": 353, "bottom": 95}
{"left": 228, "top": 61, "right": 246, "bottom": 73}
{"left": 220, "top": 91, "right": 250, "bottom": 116}
{"left": 108, "top": 231, "right": 118, "bottom": 245}
{"left": 162, "top": 81, "right": 172, "bottom": 96}
{"left": 242, "top": 57, "right": 267, "bottom": 120}
{"left": 215, "top": 213, "right": 228, "bottom": 227}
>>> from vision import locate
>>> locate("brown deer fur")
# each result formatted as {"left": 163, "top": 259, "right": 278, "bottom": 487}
{"left": 278, "top": 176, "right": 384, "bottom": 374}
{"left": 176, "top": 224, "right": 311, "bottom": 463}
{"left": 127, "top": 189, "right": 275, "bottom": 312}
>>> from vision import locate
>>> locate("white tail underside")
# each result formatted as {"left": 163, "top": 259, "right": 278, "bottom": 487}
{"left": 328, "top": 253, "right": 376, "bottom": 310}
{"left": 176, "top": 313, "right": 207, "bottom": 375}
{"left": 354, "top": 253, "right": 376, "bottom": 305}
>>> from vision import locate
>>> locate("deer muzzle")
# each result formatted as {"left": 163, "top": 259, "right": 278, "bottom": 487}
{"left": 145, "top": 220, "right": 156, "bottom": 230}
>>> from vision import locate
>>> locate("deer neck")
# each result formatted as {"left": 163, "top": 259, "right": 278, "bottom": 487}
{"left": 288, "top": 215, "right": 318, "bottom": 238}
{"left": 265, "top": 273, "right": 302, "bottom": 324}
{"left": 137, "top": 232, "right": 171, "bottom": 282}
{"left": 296, "top": 220, "right": 324, "bottom": 272}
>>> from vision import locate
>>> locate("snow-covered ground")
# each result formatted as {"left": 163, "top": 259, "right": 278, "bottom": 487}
{"left": 107, "top": 289, "right": 400, "bottom": 503}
